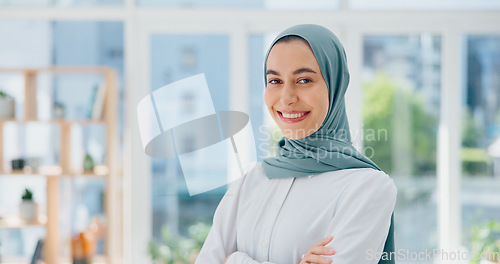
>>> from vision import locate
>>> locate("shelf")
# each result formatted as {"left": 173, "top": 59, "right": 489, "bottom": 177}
{"left": 0, "top": 165, "right": 109, "bottom": 177}
{"left": 0, "top": 66, "right": 120, "bottom": 264}
{"left": 0, "top": 166, "right": 62, "bottom": 176}
{"left": 0, "top": 215, "right": 47, "bottom": 228}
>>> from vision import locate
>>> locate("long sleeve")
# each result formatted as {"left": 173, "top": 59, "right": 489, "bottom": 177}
{"left": 195, "top": 163, "right": 278, "bottom": 264}
{"left": 194, "top": 176, "right": 244, "bottom": 264}
{"left": 324, "top": 171, "right": 397, "bottom": 264}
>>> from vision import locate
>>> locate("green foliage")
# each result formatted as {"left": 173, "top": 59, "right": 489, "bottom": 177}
{"left": 362, "top": 72, "right": 437, "bottom": 176}
{"left": 0, "top": 90, "right": 13, "bottom": 99}
{"left": 188, "top": 222, "right": 211, "bottom": 250}
{"left": 21, "top": 188, "right": 33, "bottom": 201}
{"left": 362, "top": 73, "right": 395, "bottom": 173}
{"left": 410, "top": 91, "right": 437, "bottom": 174}
{"left": 469, "top": 220, "right": 500, "bottom": 264}
{"left": 148, "top": 222, "right": 211, "bottom": 264}
{"left": 461, "top": 108, "right": 492, "bottom": 176}
{"left": 462, "top": 148, "right": 492, "bottom": 176}
{"left": 462, "top": 108, "right": 482, "bottom": 148}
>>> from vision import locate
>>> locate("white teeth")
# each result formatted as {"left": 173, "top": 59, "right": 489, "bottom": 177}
{"left": 281, "top": 112, "right": 306, "bottom": 119}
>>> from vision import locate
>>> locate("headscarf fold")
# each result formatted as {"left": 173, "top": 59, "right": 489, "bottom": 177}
{"left": 262, "top": 24, "right": 380, "bottom": 178}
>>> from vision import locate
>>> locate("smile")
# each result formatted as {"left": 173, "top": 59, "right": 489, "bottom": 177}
{"left": 277, "top": 111, "right": 311, "bottom": 123}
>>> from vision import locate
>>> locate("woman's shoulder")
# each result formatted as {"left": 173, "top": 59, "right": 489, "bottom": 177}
{"left": 346, "top": 167, "right": 392, "bottom": 181}
{"left": 324, "top": 167, "right": 392, "bottom": 181}
{"left": 244, "top": 161, "right": 260, "bottom": 175}
{"left": 322, "top": 167, "right": 396, "bottom": 195}
{"left": 227, "top": 161, "right": 264, "bottom": 189}
{"left": 242, "top": 161, "right": 269, "bottom": 182}
{"left": 353, "top": 168, "right": 396, "bottom": 195}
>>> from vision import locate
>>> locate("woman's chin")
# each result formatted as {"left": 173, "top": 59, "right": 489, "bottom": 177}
{"left": 285, "top": 134, "right": 306, "bottom": 140}
{"left": 281, "top": 127, "right": 317, "bottom": 140}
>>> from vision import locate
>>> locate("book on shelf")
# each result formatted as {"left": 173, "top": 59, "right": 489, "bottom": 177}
{"left": 88, "top": 83, "right": 106, "bottom": 120}
{"left": 30, "top": 239, "right": 43, "bottom": 264}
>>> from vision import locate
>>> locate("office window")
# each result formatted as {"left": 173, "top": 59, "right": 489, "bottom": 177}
{"left": 149, "top": 34, "right": 230, "bottom": 238}
{"left": 363, "top": 34, "right": 441, "bottom": 263}
{"left": 461, "top": 35, "right": 500, "bottom": 248}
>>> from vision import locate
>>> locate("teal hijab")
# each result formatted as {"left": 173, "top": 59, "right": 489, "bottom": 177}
{"left": 262, "top": 24, "right": 380, "bottom": 178}
{"left": 262, "top": 25, "right": 395, "bottom": 264}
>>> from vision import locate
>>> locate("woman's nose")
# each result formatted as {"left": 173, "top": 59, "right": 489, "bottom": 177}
{"left": 280, "top": 83, "right": 298, "bottom": 105}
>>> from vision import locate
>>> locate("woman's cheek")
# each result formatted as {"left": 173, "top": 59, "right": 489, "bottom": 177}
{"left": 264, "top": 89, "right": 274, "bottom": 111}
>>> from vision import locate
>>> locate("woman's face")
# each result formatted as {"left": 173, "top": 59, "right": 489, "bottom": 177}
{"left": 265, "top": 39, "right": 329, "bottom": 140}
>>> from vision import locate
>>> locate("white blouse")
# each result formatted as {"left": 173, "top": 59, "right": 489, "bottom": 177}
{"left": 195, "top": 162, "right": 397, "bottom": 264}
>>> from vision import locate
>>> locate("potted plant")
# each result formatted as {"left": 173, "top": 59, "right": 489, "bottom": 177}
{"left": 470, "top": 221, "right": 500, "bottom": 264}
{"left": 83, "top": 153, "right": 95, "bottom": 172}
{"left": 19, "top": 188, "right": 38, "bottom": 222}
{"left": 0, "top": 90, "right": 15, "bottom": 119}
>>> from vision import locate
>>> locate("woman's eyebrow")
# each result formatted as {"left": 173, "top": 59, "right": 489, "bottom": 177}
{"left": 266, "top": 68, "right": 317, "bottom": 76}
{"left": 293, "top": 68, "right": 317, "bottom": 75}
{"left": 266, "top": 69, "right": 279, "bottom": 76}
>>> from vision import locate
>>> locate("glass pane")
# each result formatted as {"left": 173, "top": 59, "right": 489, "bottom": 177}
{"left": 150, "top": 34, "right": 229, "bottom": 243}
{"left": 363, "top": 35, "right": 441, "bottom": 263}
{"left": 0, "top": 20, "right": 52, "bottom": 68}
{"left": 138, "top": 0, "right": 338, "bottom": 10}
{"left": 350, "top": 0, "right": 500, "bottom": 10}
{"left": 0, "top": 21, "right": 124, "bottom": 121}
{"left": 461, "top": 35, "right": 500, "bottom": 260}
{"left": 0, "top": 0, "right": 122, "bottom": 7}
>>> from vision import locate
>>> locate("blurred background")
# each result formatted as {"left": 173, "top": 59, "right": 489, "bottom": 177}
{"left": 0, "top": 0, "right": 500, "bottom": 264}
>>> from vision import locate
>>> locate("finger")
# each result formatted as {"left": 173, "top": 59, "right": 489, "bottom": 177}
{"left": 315, "top": 236, "right": 334, "bottom": 246}
{"left": 308, "top": 245, "right": 335, "bottom": 256}
{"left": 303, "top": 254, "right": 332, "bottom": 264}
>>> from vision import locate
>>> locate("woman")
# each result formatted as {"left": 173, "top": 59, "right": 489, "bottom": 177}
{"left": 195, "top": 24, "right": 397, "bottom": 264}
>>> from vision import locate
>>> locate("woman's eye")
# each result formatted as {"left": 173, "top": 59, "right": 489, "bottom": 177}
{"left": 298, "top": 79, "right": 312, "bottom": 84}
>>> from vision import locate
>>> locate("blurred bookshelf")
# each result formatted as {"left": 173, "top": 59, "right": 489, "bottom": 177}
{"left": 0, "top": 67, "right": 120, "bottom": 264}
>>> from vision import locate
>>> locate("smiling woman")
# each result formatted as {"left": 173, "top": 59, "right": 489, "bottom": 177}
{"left": 195, "top": 24, "right": 396, "bottom": 264}
{"left": 265, "top": 36, "right": 329, "bottom": 140}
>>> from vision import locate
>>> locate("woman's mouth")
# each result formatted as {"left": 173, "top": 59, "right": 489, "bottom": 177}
{"left": 277, "top": 111, "right": 311, "bottom": 123}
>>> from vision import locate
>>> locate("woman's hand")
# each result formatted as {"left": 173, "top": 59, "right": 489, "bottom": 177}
{"left": 299, "top": 236, "right": 335, "bottom": 264}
